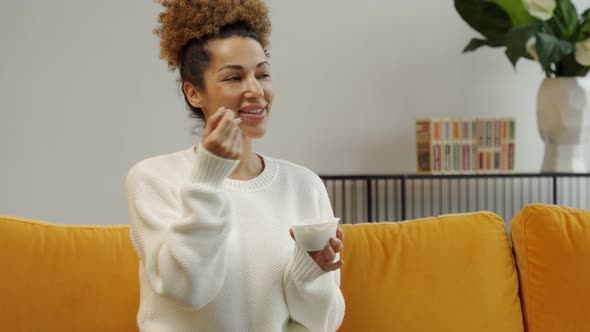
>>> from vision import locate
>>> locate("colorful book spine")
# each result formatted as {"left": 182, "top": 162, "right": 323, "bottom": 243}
{"left": 477, "top": 119, "right": 485, "bottom": 173}
{"left": 471, "top": 120, "right": 478, "bottom": 173}
{"left": 485, "top": 119, "right": 493, "bottom": 172}
{"left": 432, "top": 120, "right": 442, "bottom": 173}
{"left": 500, "top": 118, "right": 510, "bottom": 172}
{"left": 461, "top": 120, "right": 471, "bottom": 173}
{"left": 508, "top": 118, "right": 516, "bottom": 171}
{"left": 415, "top": 117, "right": 515, "bottom": 174}
{"left": 415, "top": 118, "right": 433, "bottom": 174}
{"left": 452, "top": 119, "right": 462, "bottom": 173}
{"left": 493, "top": 119, "right": 502, "bottom": 172}
{"left": 443, "top": 119, "right": 452, "bottom": 173}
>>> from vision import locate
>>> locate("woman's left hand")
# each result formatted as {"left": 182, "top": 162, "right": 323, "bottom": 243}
{"left": 290, "top": 227, "right": 345, "bottom": 272}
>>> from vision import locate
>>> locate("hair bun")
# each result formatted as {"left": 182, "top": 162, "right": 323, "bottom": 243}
{"left": 154, "top": 0, "right": 271, "bottom": 70}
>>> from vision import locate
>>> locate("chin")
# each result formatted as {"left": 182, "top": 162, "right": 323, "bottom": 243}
{"left": 243, "top": 127, "right": 266, "bottom": 139}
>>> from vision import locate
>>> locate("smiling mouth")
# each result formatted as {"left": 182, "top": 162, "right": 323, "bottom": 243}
{"left": 237, "top": 108, "right": 266, "bottom": 121}
{"left": 238, "top": 108, "right": 264, "bottom": 114}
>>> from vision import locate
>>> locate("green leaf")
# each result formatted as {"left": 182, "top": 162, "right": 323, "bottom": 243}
{"left": 463, "top": 38, "right": 489, "bottom": 52}
{"left": 555, "top": 52, "right": 590, "bottom": 76}
{"left": 462, "top": 38, "right": 503, "bottom": 52}
{"left": 551, "top": 0, "right": 578, "bottom": 39}
{"left": 505, "top": 48, "right": 521, "bottom": 68}
{"left": 577, "top": 8, "right": 590, "bottom": 38}
{"left": 454, "top": 0, "right": 512, "bottom": 44}
{"left": 486, "top": 0, "right": 534, "bottom": 26}
{"left": 504, "top": 22, "right": 542, "bottom": 66}
{"left": 535, "top": 32, "right": 575, "bottom": 73}
{"left": 581, "top": 22, "right": 590, "bottom": 38}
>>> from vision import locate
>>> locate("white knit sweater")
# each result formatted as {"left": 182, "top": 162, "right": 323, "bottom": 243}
{"left": 125, "top": 144, "right": 345, "bottom": 332}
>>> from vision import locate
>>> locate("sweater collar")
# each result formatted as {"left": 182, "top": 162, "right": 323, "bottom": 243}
{"left": 184, "top": 146, "right": 277, "bottom": 192}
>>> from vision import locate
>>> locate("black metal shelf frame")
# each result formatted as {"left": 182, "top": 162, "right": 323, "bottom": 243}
{"left": 320, "top": 173, "right": 590, "bottom": 226}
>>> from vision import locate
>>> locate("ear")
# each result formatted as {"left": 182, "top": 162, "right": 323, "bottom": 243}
{"left": 182, "top": 81, "right": 204, "bottom": 109}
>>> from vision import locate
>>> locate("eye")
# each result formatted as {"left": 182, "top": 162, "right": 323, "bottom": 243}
{"left": 257, "top": 72, "right": 271, "bottom": 79}
{"left": 223, "top": 75, "right": 241, "bottom": 82}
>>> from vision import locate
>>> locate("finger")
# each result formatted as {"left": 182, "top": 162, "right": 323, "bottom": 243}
{"left": 321, "top": 245, "right": 336, "bottom": 264}
{"left": 204, "top": 109, "right": 231, "bottom": 140}
{"left": 214, "top": 109, "right": 237, "bottom": 134}
{"left": 329, "top": 237, "right": 344, "bottom": 253}
{"left": 336, "top": 227, "right": 344, "bottom": 240}
{"left": 321, "top": 260, "right": 344, "bottom": 272}
{"left": 231, "top": 124, "right": 242, "bottom": 142}
{"left": 228, "top": 127, "right": 242, "bottom": 158}
{"left": 208, "top": 110, "right": 237, "bottom": 145}
{"left": 235, "top": 130, "right": 243, "bottom": 155}
{"left": 203, "top": 107, "right": 227, "bottom": 136}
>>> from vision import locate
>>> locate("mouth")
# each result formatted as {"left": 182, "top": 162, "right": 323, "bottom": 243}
{"left": 238, "top": 108, "right": 264, "bottom": 114}
{"left": 237, "top": 105, "right": 267, "bottom": 121}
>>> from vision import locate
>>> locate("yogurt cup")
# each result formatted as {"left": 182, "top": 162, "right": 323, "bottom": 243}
{"left": 291, "top": 217, "right": 340, "bottom": 251}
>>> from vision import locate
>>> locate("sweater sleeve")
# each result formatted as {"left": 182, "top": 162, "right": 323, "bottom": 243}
{"left": 125, "top": 144, "right": 239, "bottom": 310}
{"left": 282, "top": 176, "right": 345, "bottom": 332}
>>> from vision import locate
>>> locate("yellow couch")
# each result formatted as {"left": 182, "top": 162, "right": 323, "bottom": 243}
{"left": 1, "top": 203, "right": 589, "bottom": 332}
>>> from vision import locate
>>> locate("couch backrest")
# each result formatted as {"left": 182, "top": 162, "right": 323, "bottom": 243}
{"left": 0, "top": 216, "right": 139, "bottom": 332}
{"left": 1, "top": 212, "right": 524, "bottom": 332}
{"left": 511, "top": 204, "right": 590, "bottom": 332}
{"left": 338, "top": 212, "right": 524, "bottom": 332}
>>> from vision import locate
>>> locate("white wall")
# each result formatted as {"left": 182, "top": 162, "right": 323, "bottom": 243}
{"left": 2, "top": 0, "right": 590, "bottom": 224}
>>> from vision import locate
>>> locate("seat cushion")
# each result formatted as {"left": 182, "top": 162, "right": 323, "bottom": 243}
{"left": 0, "top": 215, "right": 139, "bottom": 331}
{"left": 511, "top": 204, "right": 590, "bottom": 332}
{"left": 339, "top": 212, "right": 523, "bottom": 332}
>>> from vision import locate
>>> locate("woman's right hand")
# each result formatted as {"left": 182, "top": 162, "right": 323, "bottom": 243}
{"left": 201, "top": 107, "right": 243, "bottom": 160}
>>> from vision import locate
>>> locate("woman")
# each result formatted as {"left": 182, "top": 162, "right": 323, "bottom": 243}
{"left": 125, "top": 1, "right": 345, "bottom": 331}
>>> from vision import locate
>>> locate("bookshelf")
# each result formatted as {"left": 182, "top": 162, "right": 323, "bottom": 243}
{"left": 416, "top": 118, "right": 516, "bottom": 174}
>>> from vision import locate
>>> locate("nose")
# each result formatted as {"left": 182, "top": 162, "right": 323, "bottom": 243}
{"left": 244, "top": 75, "right": 264, "bottom": 99}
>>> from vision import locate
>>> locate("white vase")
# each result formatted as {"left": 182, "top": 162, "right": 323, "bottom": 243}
{"left": 537, "top": 77, "right": 590, "bottom": 173}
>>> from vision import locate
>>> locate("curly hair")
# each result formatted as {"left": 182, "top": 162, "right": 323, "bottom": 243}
{"left": 154, "top": 0, "right": 271, "bottom": 71}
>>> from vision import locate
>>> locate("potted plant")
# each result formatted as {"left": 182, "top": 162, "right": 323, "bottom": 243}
{"left": 455, "top": 0, "right": 590, "bottom": 172}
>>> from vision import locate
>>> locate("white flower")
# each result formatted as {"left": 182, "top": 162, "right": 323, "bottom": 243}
{"left": 523, "top": 0, "right": 556, "bottom": 21}
{"left": 575, "top": 39, "right": 590, "bottom": 66}
{"left": 526, "top": 37, "right": 540, "bottom": 61}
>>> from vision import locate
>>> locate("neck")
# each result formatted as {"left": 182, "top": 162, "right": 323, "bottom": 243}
{"left": 228, "top": 137, "right": 264, "bottom": 180}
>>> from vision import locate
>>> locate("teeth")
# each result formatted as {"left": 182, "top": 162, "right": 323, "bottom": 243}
{"left": 241, "top": 109, "right": 263, "bottom": 114}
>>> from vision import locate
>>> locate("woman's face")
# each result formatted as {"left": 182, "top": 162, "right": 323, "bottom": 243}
{"left": 193, "top": 36, "right": 274, "bottom": 139}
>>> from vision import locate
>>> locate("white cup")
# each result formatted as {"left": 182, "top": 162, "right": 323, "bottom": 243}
{"left": 291, "top": 217, "right": 340, "bottom": 251}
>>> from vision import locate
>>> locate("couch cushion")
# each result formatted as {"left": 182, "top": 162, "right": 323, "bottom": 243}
{"left": 0, "top": 215, "right": 139, "bottom": 331}
{"left": 338, "top": 212, "right": 523, "bottom": 332}
{"left": 511, "top": 204, "right": 590, "bottom": 332}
